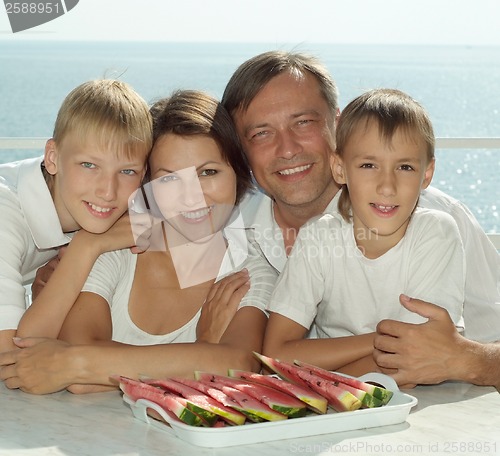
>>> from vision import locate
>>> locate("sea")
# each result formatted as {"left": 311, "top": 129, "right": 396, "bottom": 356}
{"left": 0, "top": 40, "right": 499, "bottom": 232}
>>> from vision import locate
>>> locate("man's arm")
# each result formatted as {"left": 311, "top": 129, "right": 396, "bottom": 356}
{"left": 374, "top": 295, "right": 500, "bottom": 389}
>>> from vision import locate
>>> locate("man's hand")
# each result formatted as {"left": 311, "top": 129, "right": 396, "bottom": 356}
{"left": 0, "top": 337, "right": 73, "bottom": 394}
{"left": 196, "top": 269, "right": 250, "bottom": 343}
{"left": 31, "top": 247, "right": 67, "bottom": 300}
{"left": 374, "top": 294, "right": 465, "bottom": 387}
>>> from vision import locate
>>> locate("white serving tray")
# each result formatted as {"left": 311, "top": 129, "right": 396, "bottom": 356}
{"left": 123, "top": 373, "right": 417, "bottom": 448}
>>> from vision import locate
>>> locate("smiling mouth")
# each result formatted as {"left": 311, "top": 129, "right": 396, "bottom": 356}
{"left": 86, "top": 202, "right": 113, "bottom": 213}
{"left": 180, "top": 206, "right": 212, "bottom": 220}
{"left": 371, "top": 203, "right": 398, "bottom": 213}
{"left": 277, "top": 164, "right": 312, "bottom": 176}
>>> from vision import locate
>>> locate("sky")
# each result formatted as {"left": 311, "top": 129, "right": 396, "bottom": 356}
{"left": 1, "top": 0, "right": 500, "bottom": 45}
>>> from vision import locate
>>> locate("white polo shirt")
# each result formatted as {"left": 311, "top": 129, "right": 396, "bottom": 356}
{"left": 0, "top": 156, "right": 72, "bottom": 330}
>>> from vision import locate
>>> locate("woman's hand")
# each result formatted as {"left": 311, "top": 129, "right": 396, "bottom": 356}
{"left": 196, "top": 269, "right": 250, "bottom": 343}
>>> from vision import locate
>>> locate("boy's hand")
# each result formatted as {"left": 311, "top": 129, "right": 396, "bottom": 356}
{"left": 196, "top": 269, "right": 250, "bottom": 343}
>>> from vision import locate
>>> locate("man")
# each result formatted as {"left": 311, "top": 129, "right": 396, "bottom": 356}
{"left": 222, "top": 50, "right": 500, "bottom": 387}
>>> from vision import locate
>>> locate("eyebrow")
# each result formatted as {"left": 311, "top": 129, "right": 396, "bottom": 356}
{"left": 355, "top": 154, "right": 421, "bottom": 163}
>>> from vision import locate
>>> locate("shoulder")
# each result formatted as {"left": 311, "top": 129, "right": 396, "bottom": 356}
{"left": 93, "top": 248, "right": 135, "bottom": 272}
{"left": 410, "top": 207, "right": 461, "bottom": 239}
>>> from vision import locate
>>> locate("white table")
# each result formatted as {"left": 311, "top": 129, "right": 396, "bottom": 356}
{"left": 1, "top": 381, "right": 499, "bottom": 456}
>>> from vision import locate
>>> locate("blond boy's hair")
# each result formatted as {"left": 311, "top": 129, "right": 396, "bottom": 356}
{"left": 335, "top": 88, "right": 435, "bottom": 221}
{"left": 52, "top": 79, "right": 152, "bottom": 160}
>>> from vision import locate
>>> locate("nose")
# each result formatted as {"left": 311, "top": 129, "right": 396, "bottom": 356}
{"left": 376, "top": 170, "right": 397, "bottom": 197}
{"left": 180, "top": 175, "right": 206, "bottom": 208}
{"left": 95, "top": 172, "right": 118, "bottom": 202}
{"left": 276, "top": 129, "right": 303, "bottom": 159}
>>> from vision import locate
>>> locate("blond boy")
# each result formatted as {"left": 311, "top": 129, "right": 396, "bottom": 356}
{"left": 0, "top": 79, "right": 152, "bottom": 351}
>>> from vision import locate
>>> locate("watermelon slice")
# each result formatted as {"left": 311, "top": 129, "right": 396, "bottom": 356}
{"left": 228, "top": 369, "right": 328, "bottom": 414}
{"left": 195, "top": 372, "right": 308, "bottom": 418}
{"left": 194, "top": 373, "right": 288, "bottom": 422}
{"left": 143, "top": 377, "right": 245, "bottom": 426}
{"left": 254, "top": 354, "right": 362, "bottom": 412}
{"left": 293, "top": 360, "right": 393, "bottom": 405}
{"left": 116, "top": 376, "right": 206, "bottom": 427}
{"left": 172, "top": 377, "right": 251, "bottom": 423}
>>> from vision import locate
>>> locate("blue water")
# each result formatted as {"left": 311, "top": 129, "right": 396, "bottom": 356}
{"left": 0, "top": 40, "right": 499, "bottom": 232}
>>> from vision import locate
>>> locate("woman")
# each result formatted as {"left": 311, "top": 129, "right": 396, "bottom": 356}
{"left": 2, "top": 90, "right": 274, "bottom": 394}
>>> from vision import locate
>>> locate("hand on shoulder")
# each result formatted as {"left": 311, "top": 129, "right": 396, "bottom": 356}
{"left": 373, "top": 295, "right": 469, "bottom": 386}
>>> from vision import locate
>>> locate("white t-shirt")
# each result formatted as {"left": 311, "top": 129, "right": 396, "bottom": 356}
{"left": 240, "top": 185, "right": 499, "bottom": 342}
{"left": 267, "top": 202, "right": 465, "bottom": 338}
{"left": 0, "top": 156, "right": 71, "bottom": 330}
{"left": 82, "top": 209, "right": 276, "bottom": 345}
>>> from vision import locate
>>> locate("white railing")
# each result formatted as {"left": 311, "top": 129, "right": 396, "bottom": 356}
{"left": 1, "top": 137, "right": 499, "bottom": 249}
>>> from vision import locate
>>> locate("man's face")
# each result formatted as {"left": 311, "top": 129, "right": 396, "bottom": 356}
{"left": 233, "top": 71, "right": 338, "bottom": 211}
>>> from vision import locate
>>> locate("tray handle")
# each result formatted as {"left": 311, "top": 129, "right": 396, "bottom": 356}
{"left": 357, "top": 372, "right": 400, "bottom": 392}
{"left": 123, "top": 395, "right": 177, "bottom": 436}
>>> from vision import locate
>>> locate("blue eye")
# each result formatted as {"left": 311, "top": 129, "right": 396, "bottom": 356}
{"left": 121, "top": 169, "right": 137, "bottom": 176}
{"left": 159, "top": 174, "right": 179, "bottom": 183}
{"left": 81, "top": 162, "right": 95, "bottom": 169}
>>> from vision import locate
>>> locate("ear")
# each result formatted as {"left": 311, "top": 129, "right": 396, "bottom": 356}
{"left": 43, "top": 139, "right": 58, "bottom": 175}
{"left": 330, "top": 152, "right": 347, "bottom": 185}
{"left": 421, "top": 158, "right": 435, "bottom": 190}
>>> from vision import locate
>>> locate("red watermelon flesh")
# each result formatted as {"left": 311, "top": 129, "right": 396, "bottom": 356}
{"left": 255, "top": 354, "right": 362, "bottom": 412}
{"left": 293, "top": 360, "right": 393, "bottom": 405}
{"left": 195, "top": 376, "right": 288, "bottom": 423}
{"left": 195, "top": 372, "right": 308, "bottom": 418}
{"left": 143, "top": 377, "right": 245, "bottom": 425}
{"left": 115, "top": 375, "right": 206, "bottom": 426}
{"left": 228, "top": 369, "right": 328, "bottom": 414}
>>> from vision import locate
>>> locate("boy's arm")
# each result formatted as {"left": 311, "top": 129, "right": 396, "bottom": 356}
{"left": 263, "top": 312, "right": 375, "bottom": 371}
{"left": 16, "top": 214, "right": 142, "bottom": 340}
{"left": 0, "top": 292, "right": 267, "bottom": 395}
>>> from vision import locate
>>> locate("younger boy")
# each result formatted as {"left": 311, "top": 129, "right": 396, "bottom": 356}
{"left": 0, "top": 79, "right": 152, "bottom": 351}
{"left": 263, "top": 88, "right": 465, "bottom": 377}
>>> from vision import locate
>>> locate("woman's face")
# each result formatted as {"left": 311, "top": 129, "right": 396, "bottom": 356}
{"left": 148, "top": 133, "right": 237, "bottom": 243}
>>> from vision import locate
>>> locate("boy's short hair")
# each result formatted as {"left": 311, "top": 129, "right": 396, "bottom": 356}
{"left": 335, "top": 88, "right": 435, "bottom": 220}
{"left": 149, "top": 89, "right": 253, "bottom": 204}
{"left": 221, "top": 50, "right": 339, "bottom": 120}
{"left": 52, "top": 79, "right": 152, "bottom": 160}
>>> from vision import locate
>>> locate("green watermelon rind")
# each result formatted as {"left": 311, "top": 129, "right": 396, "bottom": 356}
{"left": 185, "top": 402, "right": 219, "bottom": 426}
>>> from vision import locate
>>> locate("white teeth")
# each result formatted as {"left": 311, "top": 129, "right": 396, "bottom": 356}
{"left": 278, "top": 164, "right": 311, "bottom": 176}
{"left": 181, "top": 207, "right": 211, "bottom": 219}
{"left": 89, "top": 203, "right": 112, "bottom": 213}
{"left": 373, "top": 204, "right": 396, "bottom": 212}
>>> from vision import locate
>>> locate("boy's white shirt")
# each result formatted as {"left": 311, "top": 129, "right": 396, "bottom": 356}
{"left": 267, "top": 195, "right": 465, "bottom": 338}
{"left": 239, "top": 185, "right": 500, "bottom": 342}
{"left": 0, "top": 156, "right": 71, "bottom": 330}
